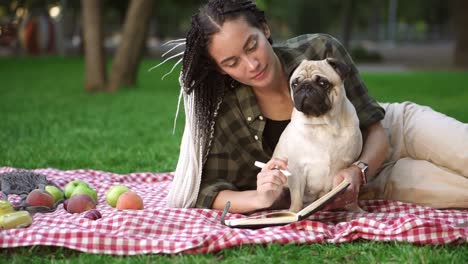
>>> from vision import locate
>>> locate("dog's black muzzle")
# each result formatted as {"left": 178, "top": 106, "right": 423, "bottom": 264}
{"left": 292, "top": 79, "right": 333, "bottom": 117}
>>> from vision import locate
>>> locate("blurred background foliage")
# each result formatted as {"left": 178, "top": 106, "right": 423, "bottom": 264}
{"left": 0, "top": 0, "right": 457, "bottom": 50}
{"left": 0, "top": 0, "right": 466, "bottom": 91}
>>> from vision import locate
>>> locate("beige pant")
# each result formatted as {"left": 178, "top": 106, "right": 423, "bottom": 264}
{"left": 360, "top": 102, "right": 468, "bottom": 208}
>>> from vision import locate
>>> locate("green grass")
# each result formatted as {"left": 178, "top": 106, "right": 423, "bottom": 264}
{"left": 0, "top": 57, "right": 183, "bottom": 173}
{"left": 1, "top": 242, "right": 467, "bottom": 263}
{"left": 1, "top": 57, "right": 467, "bottom": 263}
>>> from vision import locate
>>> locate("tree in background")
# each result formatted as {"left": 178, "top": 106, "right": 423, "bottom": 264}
{"left": 81, "top": 0, "right": 154, "bottom": 92}
{"left": 81, "top": 0, "right": 106, "bottom": 92}
{"left": 107, "top": 0, "right": 154, "bottom": 91}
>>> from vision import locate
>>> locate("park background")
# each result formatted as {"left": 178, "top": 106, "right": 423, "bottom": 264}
{"left": 1, "top": 0, "right": 468, "bottom": 79}
{"left": 1, "top": 0, "right": 467, "bottom": 263}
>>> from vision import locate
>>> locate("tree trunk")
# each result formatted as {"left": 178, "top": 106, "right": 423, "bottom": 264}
{"left": 453, "top": 0, "right": 468, "bottom": 68}
{"left": 81, "top": 0, "right": 106, "bottom": 92}
{"left": 107, "top": 0, "right": 154, "bottom": 91}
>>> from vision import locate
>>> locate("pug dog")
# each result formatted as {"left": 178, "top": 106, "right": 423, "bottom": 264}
{"left": 273, "top": 58, "right": 363, "bottom": 212}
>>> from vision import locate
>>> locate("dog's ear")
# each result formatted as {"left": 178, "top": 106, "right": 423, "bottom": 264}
{"left": 326, "top": 58, "right": 350, "bottom": 81}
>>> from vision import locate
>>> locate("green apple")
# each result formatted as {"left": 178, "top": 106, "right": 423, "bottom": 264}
{"left": 64, "top": 180, "right": 89, "bottom": 198}
{"left": 106, "top": 185, "right": 130, "bottom": 207}
{"left": 45, "top": 185, "right": 64, "bottom": 203}
{"left": 71, "top": 185, "right": 98, "bottom": 203}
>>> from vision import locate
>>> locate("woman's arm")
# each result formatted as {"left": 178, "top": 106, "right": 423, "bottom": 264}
{"left": 355, "top": 121, "right": 389, "bottom": 180}
{"left": 328, "top": 121, "right": 389, "bottom": 209}
{"left": 211, "top": 158, "right": 289, "bottom": 213}
{"left": 212, "top": 190, "right": 266, "bottom": 213}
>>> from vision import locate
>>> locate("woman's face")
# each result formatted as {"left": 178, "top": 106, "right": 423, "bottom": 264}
{"left": 207, "top": 16, "right": 278, "bottom": 89}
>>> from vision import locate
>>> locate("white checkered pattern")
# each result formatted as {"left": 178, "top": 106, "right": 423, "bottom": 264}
{"left": 0, "top": 167, "right": 466, "bottom": 255}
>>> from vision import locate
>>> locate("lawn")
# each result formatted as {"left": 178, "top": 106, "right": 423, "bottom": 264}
{"left": 0, "top": 57, "right": 467, "bottom": 263}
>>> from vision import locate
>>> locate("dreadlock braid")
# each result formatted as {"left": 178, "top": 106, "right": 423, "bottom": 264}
{"left": 182, "top": 14, "right": 223, "bottom": 150}
{"left": 181, "top": 0, "right": 270, "bottom": 162}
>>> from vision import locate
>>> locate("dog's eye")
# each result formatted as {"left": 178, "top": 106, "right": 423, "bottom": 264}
{"left": 319, "top": 80, "right": 328, "bottom": 87}
{"left": 291, "top": 79, "right": 299, "bottom": 89}
{"left": 316, "top": 77, "right": 330, "bottom": 89}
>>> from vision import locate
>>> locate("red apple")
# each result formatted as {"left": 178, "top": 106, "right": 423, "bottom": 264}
{"left": 66, "top": 194, "right": 96, "bottom": 214}
{"left": 116, "top": 191, "right": 144, "bottom": 210}
{"left": 26, "top": 189, "right": 55, "bottom": 208}
{"left": 63, "top": 199, "right": 69, "bottom": 211}
{"left": 71, "top": 185, "right": 98, "bottom": 203}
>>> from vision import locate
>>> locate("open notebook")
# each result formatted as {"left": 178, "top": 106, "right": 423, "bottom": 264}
{"left": 221, "top": 179, "right": 351, "bottom": 228}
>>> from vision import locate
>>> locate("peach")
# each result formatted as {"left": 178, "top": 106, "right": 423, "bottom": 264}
{"left": 26, "top": 189, "right": 55, "bottom": 208}
{"left": 116, "top": 191, "right": 144, "bottom": 210}
{"left": 66, "top": 194, "right": 96, "bottom": 214}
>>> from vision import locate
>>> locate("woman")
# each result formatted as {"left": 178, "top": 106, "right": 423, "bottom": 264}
{"left": 167, "top": 0, "right": 468, "bottom": 213}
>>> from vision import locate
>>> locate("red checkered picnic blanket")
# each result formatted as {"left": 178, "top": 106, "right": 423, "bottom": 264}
{"left": 0, "top": 167, "right": 467, "bottom": 255}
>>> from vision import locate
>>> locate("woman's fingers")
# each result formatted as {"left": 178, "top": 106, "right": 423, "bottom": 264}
{"left": 262, "top": 157, "right": 288, "bottom": 172}
{"left": 255, "top": 157, "right": 290, "bottom": 207}
{"left": 325, "top": 167, "right": 363, "bottom": 210}
{"left": 258, "top": 157, "right": 289, "bottom": 182}
{"left": 255, "top": 169, "right": 287, "bottom": 208}
{"left": 257, "top": 171, "right": 287, "bottom": 186}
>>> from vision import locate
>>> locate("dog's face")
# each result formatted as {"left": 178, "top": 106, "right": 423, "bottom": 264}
{"left": 289, "top": 58, "right": 350, "bottom": 117}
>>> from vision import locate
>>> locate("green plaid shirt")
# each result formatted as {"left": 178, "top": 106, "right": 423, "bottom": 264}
{"left": 195, "top": 34, "right": 385, "bottom": 208}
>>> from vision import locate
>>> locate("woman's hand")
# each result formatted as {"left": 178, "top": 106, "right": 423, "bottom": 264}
{"left": 255, "top": 157, "right": 289, "bottom": 209}
{"left": 324, "top": 165, "right": 363, "bottom": 210}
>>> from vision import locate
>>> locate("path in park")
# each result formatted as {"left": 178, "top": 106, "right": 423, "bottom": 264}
{"left": 358, "top": 42, "right": 456, "bottom": 72}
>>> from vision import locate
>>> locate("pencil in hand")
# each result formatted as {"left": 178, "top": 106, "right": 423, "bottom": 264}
{"left": 254, "top": 161, "right": 292, "bottom": 177}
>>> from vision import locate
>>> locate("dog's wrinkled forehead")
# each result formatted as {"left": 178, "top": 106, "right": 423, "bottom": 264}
{"left": 290, "top": 59, "right": 341, "bottom": 84}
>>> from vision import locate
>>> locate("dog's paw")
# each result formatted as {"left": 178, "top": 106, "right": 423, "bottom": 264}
{"left": 288, "top": 203, "right": 303, "bottom": 213}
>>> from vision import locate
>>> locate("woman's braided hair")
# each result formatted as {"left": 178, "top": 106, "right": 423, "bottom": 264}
{"left": 181, "top": 0, "right": 270, "bottom": 153}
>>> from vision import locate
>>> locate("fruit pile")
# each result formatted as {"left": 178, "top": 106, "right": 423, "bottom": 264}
{"left": 22, "top": 180, "right": 144, "bottom": 221}
{"left": 62, "top": 180, "right": 98, "bottom": 215}
{"left": 0, "top": 172, "right": 146, "bottom": 228}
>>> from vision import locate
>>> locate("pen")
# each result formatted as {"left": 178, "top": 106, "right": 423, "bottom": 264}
{"left": 254, "top": 161, "right": 292, "bottom": 177}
